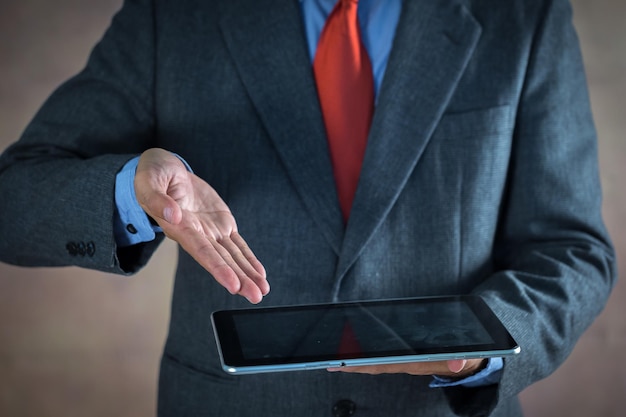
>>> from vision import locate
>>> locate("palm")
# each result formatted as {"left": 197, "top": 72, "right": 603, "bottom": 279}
{"left": 135, "top": 148, "right": 269, "bottom": 304}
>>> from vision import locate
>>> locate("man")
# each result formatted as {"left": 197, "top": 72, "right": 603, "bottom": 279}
{"left": 0, "top": 0, "right": 616, "bottom": 416}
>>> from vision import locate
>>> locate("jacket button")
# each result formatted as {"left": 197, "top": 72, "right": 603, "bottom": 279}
{"left": 332, "top": 399, "right": 356, "bottom": 417}
{"left": 78, "top": 241, "right": 87, "bottom": 255}
{"left": 66, "top": 241, "right": 96, "bottom": 257}
{"left": 66, "top": 242, "right": 78, "bottom": 256}
{"left": 86, "top": 241, "right": 96, "bottom": 257}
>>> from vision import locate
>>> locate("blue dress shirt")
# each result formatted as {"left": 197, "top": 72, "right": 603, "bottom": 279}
{"left": 113, "top": 0, "right": 502, "bottom": 387}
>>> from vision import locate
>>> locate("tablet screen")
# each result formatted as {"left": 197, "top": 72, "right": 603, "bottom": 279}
{"left": 211, "top": 295, "right": 519, "bottom": 372}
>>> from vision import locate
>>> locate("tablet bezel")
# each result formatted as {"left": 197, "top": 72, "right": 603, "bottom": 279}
{"left": 211, "top": 295, "right": 520, "bottom": 374}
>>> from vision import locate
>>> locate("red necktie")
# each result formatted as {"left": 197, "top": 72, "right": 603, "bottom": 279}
{"left": 313, "top": 0, "right": 375, "bottom": 221}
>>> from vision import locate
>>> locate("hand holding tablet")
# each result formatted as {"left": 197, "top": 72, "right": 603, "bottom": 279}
{"left": 211, "top": 295, "right": 520, "bottom": 375}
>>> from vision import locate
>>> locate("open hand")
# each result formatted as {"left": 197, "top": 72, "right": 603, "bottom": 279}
{"left": 134, "top": 148, "right": 269, "bottom": 303}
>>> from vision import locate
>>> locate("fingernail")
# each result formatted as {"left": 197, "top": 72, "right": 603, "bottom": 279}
{"left": 163, "top": 207, "right": 173, "bottom": 223}
{"left": 454, "top": 360, "right": 467, "bottom": 373}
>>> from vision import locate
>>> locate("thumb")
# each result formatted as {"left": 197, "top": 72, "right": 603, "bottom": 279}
{"left": 134, "top": 148, "right": 188, "bottom": 226}
{"left": 446, "top": 359, "right": 467, "bottom": 374}
{"left": 136, "top": 187, "right": 182, "bottom": 226}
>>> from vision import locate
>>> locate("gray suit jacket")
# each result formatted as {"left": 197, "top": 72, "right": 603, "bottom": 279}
{"left": 0, "top": 0, "right": 616, "bottom": 416}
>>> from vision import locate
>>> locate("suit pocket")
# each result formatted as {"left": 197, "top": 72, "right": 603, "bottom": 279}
{"left": 426, "top": 104, "right": 515, "bottom": 188}
{"left": 161, "top": 351, "right": 239, "bottom": 385}
{"left": 434, "top": 104, "right": 513, "bottom": 139}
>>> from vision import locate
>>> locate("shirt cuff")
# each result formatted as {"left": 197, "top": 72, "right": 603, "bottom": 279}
{"left": 429, "top": 357, "right": 503, "bottom": 388}
{"left": 113, "top": 156, "right": 161, "bottom": 248}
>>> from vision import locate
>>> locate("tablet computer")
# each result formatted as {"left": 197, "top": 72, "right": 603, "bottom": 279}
{"left": 211, "top": 295, "right": 520, "bottom": 375}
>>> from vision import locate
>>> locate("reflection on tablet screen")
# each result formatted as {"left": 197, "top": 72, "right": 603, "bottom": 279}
{"left": 232, "top": 300, "right": 495, "bottom": 362}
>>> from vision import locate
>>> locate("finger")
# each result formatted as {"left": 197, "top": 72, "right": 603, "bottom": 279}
{"left": 327, "top": 365, "right": 383, "bottom": 374}
{"left": 447, "top": 359, "right": 467, "bottom": 374}
{"left": 327, "top": 365, "right": 402, "bottom": 375}
{"left": 328, "top": 361, "right": 459, "bottom": 376}
{"left": 330, "top": 359, "right": 485, "bottom": 377}
{"left": 170, "top": 223, "right": 265, "bottom": 303}
{"left": 163, "top": 222, "right": 243, "bottom": 295}
{"left": 327, "top": 363, "right": 425, "bottom": 375}
{"left": 227, "top": 233, "right": 269, "bottom": 295}
{"left": 210, "top": 237, "right": 265, "bottom": 304}
{"left": 136, "top": 186, "right": 182, "bottom": 225}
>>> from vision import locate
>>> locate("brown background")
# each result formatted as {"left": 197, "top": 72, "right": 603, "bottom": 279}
{"left": 0, "top": 0, "right": 624, "bottom": 416}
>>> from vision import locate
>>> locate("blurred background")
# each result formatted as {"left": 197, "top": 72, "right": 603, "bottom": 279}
{"left": 0, "top": 0, "right": 624, "bottom": 416}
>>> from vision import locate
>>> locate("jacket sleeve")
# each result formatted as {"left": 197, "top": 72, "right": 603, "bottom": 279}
{"left": 460, "top": 0, "right": 616, "bottom": 415}
{"left": 0, "top": 0, "right": 162, "bottom": 274}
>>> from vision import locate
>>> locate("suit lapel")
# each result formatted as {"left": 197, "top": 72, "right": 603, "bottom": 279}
{"left": 218, "top": 0, "right": 483, "bottom": 286}
{"left": 333, "top": 0, "right": 483, "bottom": 292}
{"left": 218, "top": 0, "right": 344, "bottom": 254}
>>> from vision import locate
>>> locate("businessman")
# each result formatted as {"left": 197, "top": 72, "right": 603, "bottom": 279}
{"left": 0, "top": 0, "right": 616, "bottom": 416}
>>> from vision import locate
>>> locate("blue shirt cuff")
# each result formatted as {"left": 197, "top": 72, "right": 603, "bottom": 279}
{"left": 113, "top": 156, "right": 161, "bottom": 248}
{"left": 429, "top": 357, "right": 503, "bottom": 388}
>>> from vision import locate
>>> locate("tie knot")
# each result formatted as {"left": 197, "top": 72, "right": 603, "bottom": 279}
{"left": 339, "top": 0, "right": 359, "bottom": 22}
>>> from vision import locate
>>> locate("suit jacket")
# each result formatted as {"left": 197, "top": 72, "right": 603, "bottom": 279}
{"left": 0, "top": 0, "right": 616, "bottom": 416}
